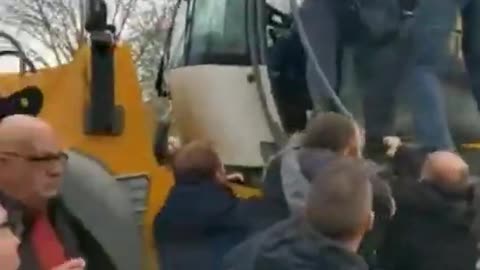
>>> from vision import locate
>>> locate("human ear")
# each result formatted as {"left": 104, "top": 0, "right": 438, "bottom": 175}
{"left": 367, "top": 211, "right": 375, "bottom": 232}
{"left": 344, "top": 138, "right": 361, "bottom": 158}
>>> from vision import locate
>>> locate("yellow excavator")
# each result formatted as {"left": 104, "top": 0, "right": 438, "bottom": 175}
{"left": 0, "top": 0, "right": 478, "bottom": 269}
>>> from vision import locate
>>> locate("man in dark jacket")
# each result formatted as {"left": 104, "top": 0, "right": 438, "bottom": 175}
{"left": 261, "top": 113, "right": 363, "bottom": 224}
{"left": 261, "top": 113, "right": 394, "bottom": 227}
{"left": 224, "top": 157, "right": 374, "bottom": 270}
{"left": 260, "top": 113, "right": 394, "bottom": 269}
{"left": 379, "top": 151, "right": 478, "bottom": 270}
{"left": 0, "top": 115, "right": 114, "bottom": 270}
{"left": 262, "top": 113, "right": 399, "bottom": 270}
{"left": 154, "top": 141, "right": 256, "bottom": 270}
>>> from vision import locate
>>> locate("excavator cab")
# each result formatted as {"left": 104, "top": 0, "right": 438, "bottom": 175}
{"left": 158, "top": 0, "right": 480, "bottom": 172}
{"left": 158, "top": 0, "right": 291, "bottom": 175}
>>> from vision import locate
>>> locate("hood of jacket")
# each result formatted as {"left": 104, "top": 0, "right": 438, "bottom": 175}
{"left": 224, "top": 217, "right": 368, "bottom": 270}
{"left": 155, "top": 179, "right": 239, "bottom": 231}
{"left": 394, "top": 178, "right": 475, "bottom": 228}
{"left": 280, "top": 147, "right": 338, "bottom": 214}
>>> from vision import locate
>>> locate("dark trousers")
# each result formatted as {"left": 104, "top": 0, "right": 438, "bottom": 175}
{"left": 463, "top": 0, "right": 480, "bottom": 111}
{"left": 299, "top": 0, "right": 479, "bottom": 149}
{"left": 299, "top": 0, "right": 407, "bottom": 141}
{"left": 357, "top": 0, "right": 458, "bottom": 149}
{"left": 300, "top": 0, "right": 341, "bottom": 111}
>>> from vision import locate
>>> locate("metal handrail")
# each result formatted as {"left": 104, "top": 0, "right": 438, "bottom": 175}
{"left": 0, "top": 31, "right": 37, "bottom": 73}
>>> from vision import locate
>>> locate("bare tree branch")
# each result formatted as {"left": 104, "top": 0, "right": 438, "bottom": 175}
{"left": 131, "top": 21, "right": 162, "bottom": 63}
{"left": 57, "top": 0, "right": 84, "bottom": 47}
{"left": 111, "top": 0, "right": 123, "bottom": 26}
{"left": 78, "top": 0, "right": 87, "bottom": 46}
{"left": 25, "top": 48, "right": 51, "bottom": 68}
{"left": 2, "top": 0, "right": 171, "bottom": 93}
{"left": 115, "top": 0, "right": 138, "bottom": 38}
{"left": 33, "top": 0, "right": 64, "bottom": 65}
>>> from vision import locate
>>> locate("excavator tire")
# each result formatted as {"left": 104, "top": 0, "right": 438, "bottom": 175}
{"left": 60, "top": 150, "right": 143, "bottom": 270}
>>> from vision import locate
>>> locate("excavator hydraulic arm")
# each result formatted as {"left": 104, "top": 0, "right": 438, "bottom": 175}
{"left": 84, "top": 0, "right": 124, "bottom": 135}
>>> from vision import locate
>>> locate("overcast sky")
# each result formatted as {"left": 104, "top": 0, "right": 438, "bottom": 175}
{"left": 0, "top": 0, "right": 55, "bottom": 72}
{"left": 0, "top": 0, "right": 168, "bottom": 72}
{"left": 0, "top": 26, "right": 35, "bottom": 72}
{"left": 0, "top": 32, "right": 50, "bottom": 72}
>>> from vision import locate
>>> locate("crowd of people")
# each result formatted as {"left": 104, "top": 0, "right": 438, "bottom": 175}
{"left": 0, "top": 112, "right": 478, "bottom": 270}
{"left": 153, "top": 112, "right": 480, "bottom": 270}
{"left": 0, "top": 0, "right": 479, "bottom": 269}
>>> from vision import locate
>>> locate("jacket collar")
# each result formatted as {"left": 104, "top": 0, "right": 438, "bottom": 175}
{"left": 0, "top": 190, "right": 61, "bottom": 236}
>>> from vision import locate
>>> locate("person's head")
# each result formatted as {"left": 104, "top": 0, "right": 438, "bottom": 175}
{"left": 392, "top": 144, "right": 435, "bottom": 180}
{"left": 0, "top": 115, "right": 67, "bottom": 211}
{"left": 172, "top": 140, "right": 226, "bottom": 184}
{"left": 0, "top": 204, "right": 20, "bottom": 270}
{"left": 302, "top": 113, "right": 363, "bottom": 158}
{"left": 421, "top": 151, "right": 469, "bottom": 186}
{"left": 305, "top": 158, "right": 373, "bottom": 251}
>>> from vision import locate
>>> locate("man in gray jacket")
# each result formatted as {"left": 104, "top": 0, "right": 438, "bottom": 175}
{"left": 260, "top": 113, "right": 393, "bottom": 224}
{"left": 259, "top": 113, "right": 394, "bottom": 268}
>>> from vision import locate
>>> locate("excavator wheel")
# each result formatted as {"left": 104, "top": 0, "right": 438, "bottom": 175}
{"left": 60, "top": 150, "right": 143, "bottom": 270}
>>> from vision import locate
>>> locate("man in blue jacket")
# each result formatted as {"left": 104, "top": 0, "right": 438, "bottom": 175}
{"left": 153, "top": 141, "right": 257, "bottom": 270}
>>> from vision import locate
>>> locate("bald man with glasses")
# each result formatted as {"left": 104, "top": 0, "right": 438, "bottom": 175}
{"left": 0, "top": 115, "right": 112, "bottom": 270}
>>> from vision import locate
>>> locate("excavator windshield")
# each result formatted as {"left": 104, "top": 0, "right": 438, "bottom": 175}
{"left": 187, "top": 0, "right": 250, "bottom": 65}
{"left": 166, "top": 0, "right": 251, "bottom": 68}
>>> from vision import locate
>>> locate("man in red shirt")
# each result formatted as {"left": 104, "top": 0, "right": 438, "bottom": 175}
{"left": 0, "top": 115, "right": 112, "bottom": 270}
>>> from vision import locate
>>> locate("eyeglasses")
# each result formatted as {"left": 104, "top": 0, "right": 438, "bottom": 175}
{"left": 0, "top": 219, "right": 14, "bottom": 234}
{"left": 0, "top": 220, "right": 13, "bottom": 229}
{"left": 0, "top": 151, "right": 69, "bottom": 165}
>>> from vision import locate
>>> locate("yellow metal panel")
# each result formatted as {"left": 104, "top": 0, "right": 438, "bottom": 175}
{"left": 229, "top": 183, "right": 262, "bottom": 199}
{"left": 0, "top": 45, "right": 173, "bottom": 269}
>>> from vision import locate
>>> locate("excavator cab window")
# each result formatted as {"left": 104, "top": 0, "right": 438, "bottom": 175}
{"left": 185, "top": 0, "right": 251, "bottom": 66}
{"left": 160, "top": 0, "right": 290, "bottom": 74}
{"left": 165, "top": 0, "right": 188, "bottom": 70}
{"left": 265, "top": 1, "right": 292, "bottom": 46}
{"left": 158, "top": 0, "right": 251, "bottom": 94}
